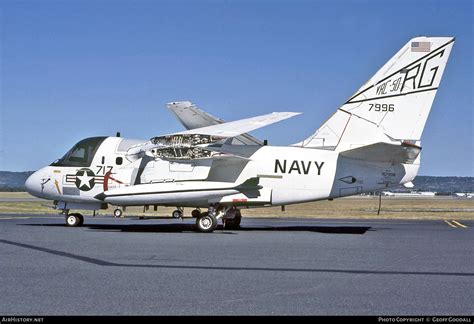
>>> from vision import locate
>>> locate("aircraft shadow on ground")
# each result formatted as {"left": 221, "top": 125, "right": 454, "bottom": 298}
{"left": 1, "top": 238, "right": 472, "bottom": 277}
{"left": 20, "top": 223, "right": 371, "bottom": 234}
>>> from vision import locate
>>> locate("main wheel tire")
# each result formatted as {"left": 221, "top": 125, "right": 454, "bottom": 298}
{"left": 113, "top": 208, "right": 123, "bottom": 218}
{"left": 195, "top": 212, "right": 217, "bottom": 233}
{"left": 77, "top": 214, "right": 84, "bottom": 226}
{"left": 172, "top": 209, "right": 183, "bottom": 219}
{"left": 191, "top": 209, "right": 201, "bottom": 218}
{"left": 224, "top": 211, "right": 242, "bottom": 230}
{"left": 66, "top": 213, "right": 82, "bottom": 227}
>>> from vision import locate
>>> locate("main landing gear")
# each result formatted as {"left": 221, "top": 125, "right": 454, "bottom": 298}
{"left": 223, "top": 209, "right": 242, "bottom": 230}
{"left": 196, "top": 212, "right": 218, "bottom": 233}
{"left": 172, "top": 208, "right": 184, "bottom": 219}
{"left": 61, "top": 206, "right": 241, "bottom": 232}
{"left": 194, "top": 205, "right": 242, "bottom": 233}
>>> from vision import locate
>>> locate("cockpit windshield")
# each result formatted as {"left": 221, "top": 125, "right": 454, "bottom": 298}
{"left": 50, "top": 137, "right": 107, "bottom": 167}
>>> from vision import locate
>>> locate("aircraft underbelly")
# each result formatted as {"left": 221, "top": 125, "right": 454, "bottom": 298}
{"left": 104, "top": 189, "right": 239, "bottom": 206}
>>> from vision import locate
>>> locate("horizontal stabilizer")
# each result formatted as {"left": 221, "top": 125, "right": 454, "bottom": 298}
{"left": 340, "top": 142, "right": 421, "bottom": 164}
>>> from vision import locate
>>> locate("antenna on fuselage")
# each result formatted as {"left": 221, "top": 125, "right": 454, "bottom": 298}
{"left": 116, "top": 132, "right": 121, "bottom": 137}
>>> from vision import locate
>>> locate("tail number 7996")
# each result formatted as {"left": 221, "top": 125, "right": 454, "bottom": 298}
{"left": 368, "top": 103, "right": 395, "bottom": 112}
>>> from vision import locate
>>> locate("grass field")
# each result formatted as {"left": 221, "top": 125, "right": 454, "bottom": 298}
{"left": 1, "top": 192, "right": 473, "bottom": 220}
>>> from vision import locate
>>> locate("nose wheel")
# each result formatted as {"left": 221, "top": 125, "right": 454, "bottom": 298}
{"left": 65, "top": 213, "right": 84, "bottom": 227}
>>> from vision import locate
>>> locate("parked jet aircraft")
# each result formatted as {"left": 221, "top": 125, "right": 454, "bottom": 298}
{"left": 382, "top": 191, "right": 436, "bottom": 197}
{"left": 25, "top": 36, "right": 455, "bottom": 232}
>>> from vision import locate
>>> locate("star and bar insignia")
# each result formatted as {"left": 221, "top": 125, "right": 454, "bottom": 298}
{"left": 74, "top": 168, "right": 95, "bottom": 191}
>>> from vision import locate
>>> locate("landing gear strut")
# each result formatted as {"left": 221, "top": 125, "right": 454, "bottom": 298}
{"left": 65, "top": 213, "right": 84, "bottom": 227}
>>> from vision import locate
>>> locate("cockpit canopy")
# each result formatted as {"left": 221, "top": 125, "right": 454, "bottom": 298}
{"left": 50, "top": 137, "right": 107, "bottom": 167}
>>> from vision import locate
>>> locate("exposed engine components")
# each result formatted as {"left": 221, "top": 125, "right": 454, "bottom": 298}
{"left": 127, "top": 134, "right": 225, "bottom": 161}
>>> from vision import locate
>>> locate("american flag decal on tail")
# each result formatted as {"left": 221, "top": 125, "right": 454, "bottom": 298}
{"left": 411, "top": 41, "right": 431, "bottom": 52}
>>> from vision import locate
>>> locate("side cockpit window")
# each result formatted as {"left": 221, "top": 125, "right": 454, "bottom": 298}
{"left": 68, "top": 146, "right": 87, "bottom": 163}
{"left": 51, "top": 137, "right": 107, "bottom": 167}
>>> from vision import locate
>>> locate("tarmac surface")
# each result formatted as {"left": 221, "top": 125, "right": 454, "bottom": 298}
{"left": 0, "top": 214, "right": 472, "bottom": 315}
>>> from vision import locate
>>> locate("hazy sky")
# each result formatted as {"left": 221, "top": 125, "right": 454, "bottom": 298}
{"left": 1, "top": 0, "right": 472, "bottom": 176}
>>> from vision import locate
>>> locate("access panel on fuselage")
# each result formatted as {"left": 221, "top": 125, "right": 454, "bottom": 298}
{"left": 139, "top": 159, "right": 213, "bottom": 183}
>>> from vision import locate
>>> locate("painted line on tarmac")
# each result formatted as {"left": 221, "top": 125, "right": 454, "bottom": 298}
{"left": 451, "top": 220, "right": 468, "bottom": 228}
{"left": 444, "top": 220, "right": 468, "bottom": 228}
{"left": 444, "top": 220, "right": 457, "bottom": 228}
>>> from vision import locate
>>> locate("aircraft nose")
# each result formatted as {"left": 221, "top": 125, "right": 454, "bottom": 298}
{"left": 25, "top": 171, "right": 46, "bottom": 198}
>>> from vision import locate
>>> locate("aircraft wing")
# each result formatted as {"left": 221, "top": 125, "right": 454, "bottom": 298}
{"left": 168, "top": 111, "right": 301, "bottom": 138}
{"left": 167, "top": 101, "right": 263, "bottom": 145}
{"left": 127, "top": 111, "right": 300, "bottom": 161}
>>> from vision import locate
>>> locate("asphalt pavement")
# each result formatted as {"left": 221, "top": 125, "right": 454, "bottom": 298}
{"left": 0, "top": 214, "right": 472, "bottom": 315}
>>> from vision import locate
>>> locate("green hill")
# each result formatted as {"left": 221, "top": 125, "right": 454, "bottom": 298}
{"left": 0, "top": 171, "right": 34, "bottom": 191}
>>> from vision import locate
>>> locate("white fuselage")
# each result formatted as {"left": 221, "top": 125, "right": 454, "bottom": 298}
{"left": 25, "top": 136, "right": 418, "bottom": 210}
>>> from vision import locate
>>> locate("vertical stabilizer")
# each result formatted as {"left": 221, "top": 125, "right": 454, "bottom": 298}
{"left": 296, "top": 36, "right": 455, "bottom": 151}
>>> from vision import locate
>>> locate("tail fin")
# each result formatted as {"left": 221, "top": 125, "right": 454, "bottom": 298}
{"left": 296, "top": 36, "right": 455, "bottom": 152}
